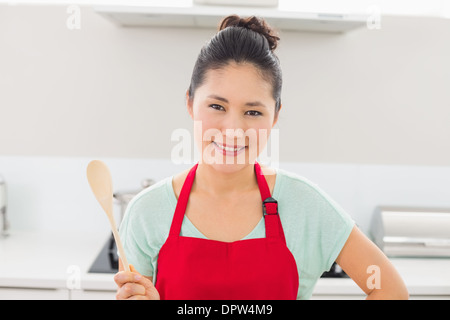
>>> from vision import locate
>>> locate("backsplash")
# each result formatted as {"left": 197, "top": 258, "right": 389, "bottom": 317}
{"left": 0, "top": 155, "right": 449, "bottom": 237}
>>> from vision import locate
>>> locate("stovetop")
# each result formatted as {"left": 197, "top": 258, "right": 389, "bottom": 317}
{"left": 88, "top": 234, "right": 118, "bottom": 273}
{"left": 88, "top": 235, "right": 348, "bottom": 278}
{"left": 320, "top": 262, "right": 349, "bottom": 278}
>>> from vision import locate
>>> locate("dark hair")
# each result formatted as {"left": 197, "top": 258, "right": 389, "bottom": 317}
{"left": 188, "top": 15, "right": 282, "bottom": 114}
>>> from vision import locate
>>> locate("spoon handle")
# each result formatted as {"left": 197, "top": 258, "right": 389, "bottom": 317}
{"left": 111, "top": 225, "right": 130, "bottom": 272}
{"left": 105, "top": 212, "right": 130, "bottom": 272}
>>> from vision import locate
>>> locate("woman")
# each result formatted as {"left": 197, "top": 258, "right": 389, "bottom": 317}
{"left": 114, "top": 15, "right": 408, "bottom": 300}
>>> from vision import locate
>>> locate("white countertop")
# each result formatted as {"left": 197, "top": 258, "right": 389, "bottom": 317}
{"left": 0, "top": 231, "right": 116, "bottom": 291}
{"left": 314, "top": 258, "right": 450, "bottom": 297}
{"left": 1, "top": 231, "right": 450, "bottom": 298}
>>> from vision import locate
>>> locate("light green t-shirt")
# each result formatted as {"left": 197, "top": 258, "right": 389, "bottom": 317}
{"left": 119, "top": 167, "right": 355, "bottom": 300}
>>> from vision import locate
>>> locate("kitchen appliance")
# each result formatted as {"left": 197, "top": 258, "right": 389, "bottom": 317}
{"left": 370, "top": 206, "right": 450, "bottom": 258}
{"left": 0, "top": 175, "right": 9, "bottom": 238}
{"left": 89, "top": 233, "right": 119, "bottom": 273}
{"left": 88, "top": 178, "right": 154, "bottom": 273}
{"left": 321, "top": 262, "right": 348, "bottom": 278}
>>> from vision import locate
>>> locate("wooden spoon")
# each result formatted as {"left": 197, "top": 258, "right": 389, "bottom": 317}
{"left": 86, "top": 160, "right": 130, "bottom": 272}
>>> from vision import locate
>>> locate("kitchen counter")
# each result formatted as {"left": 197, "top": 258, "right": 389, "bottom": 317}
{"left": 0, "top": 231, "right": 116, "bottom": 299}
{"left": 313, "top": 258, "right": 450, "bottom": 299}
{"left": 1, "top": 232, "right": 449, "bottom": 299}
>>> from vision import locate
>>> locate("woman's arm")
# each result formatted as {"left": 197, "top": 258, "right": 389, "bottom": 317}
{"left": 336, "top": 226, "right": 409, "bottom": 300}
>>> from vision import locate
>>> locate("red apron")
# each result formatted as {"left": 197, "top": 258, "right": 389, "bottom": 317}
{"left": 155, "top": 162, "right": 299, "bottom": 300}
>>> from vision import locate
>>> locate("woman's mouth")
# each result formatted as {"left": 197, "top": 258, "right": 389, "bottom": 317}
{"left": 212, "top": 141, "right": 247, "bottom": 157}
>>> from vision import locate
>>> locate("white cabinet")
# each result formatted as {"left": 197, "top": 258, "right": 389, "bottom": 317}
{"left": 1, "top": 287, "right": 448, "bottom": 300}
{"left": 70, "top": 289, "right": 116, "bottom": 300}
{"left": 0, "top": 287, "right": 116, "bottom": 300}
{"left": 0, "top": 287, "right": 69, "bottom": 300}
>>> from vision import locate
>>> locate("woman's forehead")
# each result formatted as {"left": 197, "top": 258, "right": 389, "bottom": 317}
{"left": 198, "top": 63, "right": 274, "bottom": 102}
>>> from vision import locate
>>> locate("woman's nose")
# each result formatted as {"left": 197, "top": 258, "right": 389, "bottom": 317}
{"left": 221, "top": 115, "right": 246, "bottom": 142}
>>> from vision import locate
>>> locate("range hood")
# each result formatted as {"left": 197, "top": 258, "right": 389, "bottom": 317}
{"left": 94, "top": 4, "right": 368, "bottom": 33}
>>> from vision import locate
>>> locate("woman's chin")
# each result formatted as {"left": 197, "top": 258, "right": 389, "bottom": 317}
{"left": 201, "top": 155, "right": 255, "bottom": 173}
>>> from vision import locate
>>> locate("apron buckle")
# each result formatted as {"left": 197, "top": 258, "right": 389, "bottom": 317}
{"left": 263, "top": 197, "right": 278, "bottom": 216}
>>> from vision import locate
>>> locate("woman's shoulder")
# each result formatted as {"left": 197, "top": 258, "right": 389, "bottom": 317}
{"left": 259, "top": 164, "right": 322, "bottom": 197}
{"left": 125, "top": 166, "right": 192, "bottom": 215}
{"left": 171, "top": 168, "right": 191, "bottom": 200}
{"left": 275, "top": 167, "right": 354, "bottom": 227}
{"left": 274, "top": 167, "right": 322, "bottom": 193}
{"left": 125, "top": 175, "right": 176, "bottom": 217}
{"left": 274, "top": 167, "right": 348, "bottom": 214}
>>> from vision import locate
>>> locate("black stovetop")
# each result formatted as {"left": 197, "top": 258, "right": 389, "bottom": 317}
{"left": 88, "top": 234, "right": 118, "bottom": 273}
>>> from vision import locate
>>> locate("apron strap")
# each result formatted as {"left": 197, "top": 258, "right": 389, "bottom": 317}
{"left": 254, "top": 162, "right": 287, "bottom": 243}
{"left": 169, "top": 162, "right": 286, "bottom": 244}
{"left": 169, "top": 163, "right": 198, "bottom": 237}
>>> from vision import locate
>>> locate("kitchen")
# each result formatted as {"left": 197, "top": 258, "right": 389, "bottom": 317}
{"left": 1, "top": 0, "right": 450, "bottom": 300}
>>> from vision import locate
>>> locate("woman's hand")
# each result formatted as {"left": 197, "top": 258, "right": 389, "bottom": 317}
{"left": 114, "top": 264, "right": 160, "bottom": 300}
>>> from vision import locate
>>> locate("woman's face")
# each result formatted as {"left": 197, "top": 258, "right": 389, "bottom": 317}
{"left": 187, "top": 62, "right": 279, "bottom": 173}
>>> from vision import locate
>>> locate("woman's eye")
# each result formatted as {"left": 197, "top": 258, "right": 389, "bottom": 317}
{"left": 209, "top": 104, "right": 261, "bottom": 117}
{"left": 245, "top": 110, "right": 262, "bottom": 117}
{"left": 209, "top": 104, "right": 224, "bottom": 111}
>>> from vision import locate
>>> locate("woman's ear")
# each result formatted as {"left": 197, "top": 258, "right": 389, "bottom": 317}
{"left": 272, "top": 103, "right": 282, "bottom": 128}
{"left": 186, "top": 90, "right": 194, "bottom": 120}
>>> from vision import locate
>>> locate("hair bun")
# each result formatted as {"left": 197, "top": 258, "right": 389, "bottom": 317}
{"left": 218, "top": 15, "right": 280, "bottom": 51}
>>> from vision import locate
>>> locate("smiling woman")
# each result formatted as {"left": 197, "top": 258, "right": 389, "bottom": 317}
{"left": 114, "top": 14, "right": 409, "bottom": 300}
{"left": 188, "top": 15, "right": 282, "bottom": 114}
{"left": 182, "top": 15, "right": 284, "bottom": 172}
{"left": 189, "top": 62, "right": 277, "bottom": 169}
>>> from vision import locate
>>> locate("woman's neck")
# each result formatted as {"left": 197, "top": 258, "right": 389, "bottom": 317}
{"left": 193, "top": 163, "right": 259, "bottom": 197}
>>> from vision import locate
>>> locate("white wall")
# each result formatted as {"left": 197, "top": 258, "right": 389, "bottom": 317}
{"left": 1, "top": 5, "right": 450, "bottom": 236}
{"left": 1, "top": 4, "right": 449, "bottom": 165}
{"left": 1, "top": 155, "right": 450, "bottom": 235}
